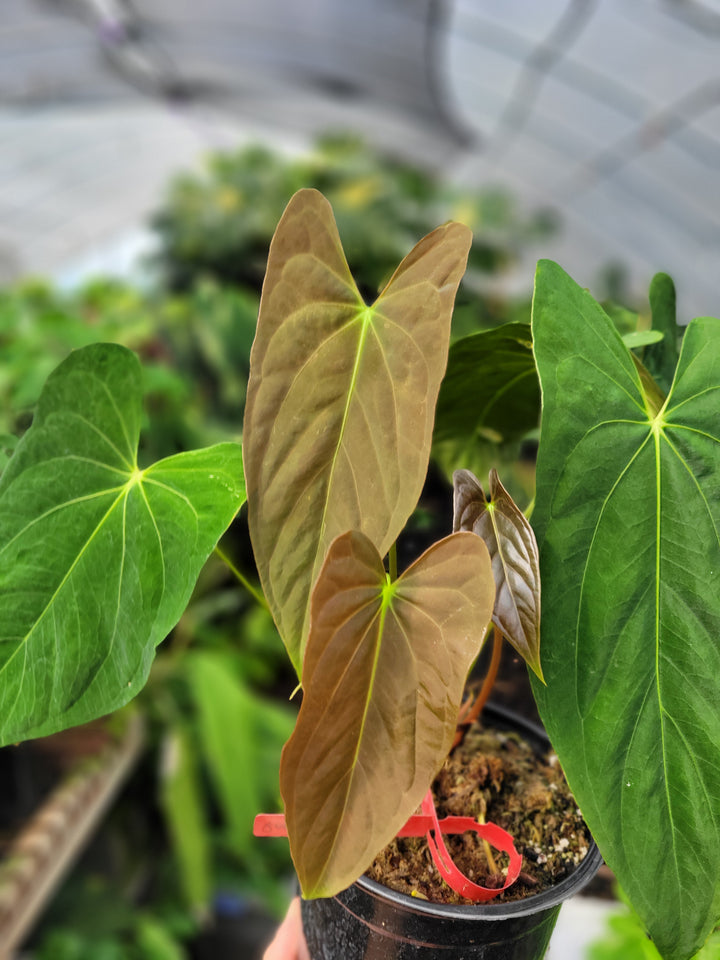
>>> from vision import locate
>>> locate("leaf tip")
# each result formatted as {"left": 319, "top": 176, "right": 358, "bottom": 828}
{"left": 529, "top": 659, "right": 546, "bottom": 685}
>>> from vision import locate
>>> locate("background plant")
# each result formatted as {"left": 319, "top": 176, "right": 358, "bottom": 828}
{"left": 149, "top": 132, "right": 555, "bottom": 306}
{"left": 588, "top": 891, "right": 720, "bottom": 960}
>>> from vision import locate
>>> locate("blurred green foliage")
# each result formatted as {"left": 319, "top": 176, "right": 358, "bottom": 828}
{"left": 588, "top": 894, "right": 720, "bottom": 960}
{"left": 152, "top": 647, "right": 295, "bottom": 917}
{"left": 0, "top": 276, "right": 256, "bottom": 459}
{"left": 149, "top": 132, "right": 555, "bottom": 308}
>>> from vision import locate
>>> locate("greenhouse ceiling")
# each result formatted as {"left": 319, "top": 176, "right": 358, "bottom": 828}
{"left": 2, "top": 0, "right": 719, "bottom": 319}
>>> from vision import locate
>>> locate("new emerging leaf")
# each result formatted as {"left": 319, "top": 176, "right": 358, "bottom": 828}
{"left": 453, "top": 468, "right": 542, "bottom": 680}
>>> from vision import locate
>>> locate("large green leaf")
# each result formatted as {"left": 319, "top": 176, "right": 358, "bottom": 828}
{"left": 531, "top": 261, "right": 720, "bottom": 960}
{"left": 243, "top": 189, "right": 471, "bottom": 675}
{"left": 434, "top": 322, "right": 539, "bottom": 449}
{"left": 280, "top": 529, "right": 495, "bottom": 898}
{"left": 0, "top": 344, "right": 245, "bottom": 744}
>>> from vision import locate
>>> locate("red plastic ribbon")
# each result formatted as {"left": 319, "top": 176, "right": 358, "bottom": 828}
{"left": 420, "top": 789, "right": 522, "bottom": 902}
{"left": 252, "top": 812, "right": 515, "bottom": 841}
{"left": 254, "top": 797, "right": 521, "bottom": 903}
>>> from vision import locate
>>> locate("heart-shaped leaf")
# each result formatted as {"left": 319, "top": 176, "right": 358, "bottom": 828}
{"left": 531, "top": 260, "right": 720, "bottom": 960}
{"left": 280, "top": 529, "right": 495, "bottom": 898}
{"left": 453, "top": 468, "right": 542, "bottom": 680}
{"left": 243, "top": 189, "right": 471, "bottom": 676}
{"left": 433, "top": 322, "right": 539, "bottom": 450}
{"left": 0, "top": 343, "right": 245, "bottom": 745}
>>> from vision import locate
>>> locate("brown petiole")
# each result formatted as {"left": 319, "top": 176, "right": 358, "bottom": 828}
{"left": 452, "top": 626, "right": 504, "bottom": 751}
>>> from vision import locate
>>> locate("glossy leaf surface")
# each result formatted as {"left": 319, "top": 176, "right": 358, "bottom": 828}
{"left": 280, "top": 529, "right": 495, "bottom": 898}
{"left": 0, "top": 344, "right": 245, "bottom": 745}
{"left": 434, "top": 322, "right": 539, "bottom": 448}
{"left": 646, "top": 272, "right": 680, "bottom": 395}
{"left": 243, "top": 189, "right": 471, "bottom": 675}
{"left": 531, "top": 260, "right": 720, "bottom": 960}
{"left": 453, "top": 468, "right": 542, "bottom": 679}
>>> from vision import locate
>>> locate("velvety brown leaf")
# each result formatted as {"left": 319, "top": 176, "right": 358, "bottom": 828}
{"left": 453, "top": 469, "right": 542, "bottom": 680}
{"left": 243, "top": 189, "right": 472, "bottom": 675}
{"left": 280, "top": 529, "right": 495, "bottom": 898}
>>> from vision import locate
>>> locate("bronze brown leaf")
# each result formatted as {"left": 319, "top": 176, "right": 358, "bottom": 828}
{"left": 453, "top": 469, "right": 542, "bottom": 680}
{"left": 280, "top": 529, "right": 495, "bottom": 898}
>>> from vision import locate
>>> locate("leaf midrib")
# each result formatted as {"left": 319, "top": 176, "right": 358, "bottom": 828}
{"left": 315, "top": 310, "right": 373, "bottom": 566}
{"left": 311, "top": 594, "right": 387, "bottom": 890}
{"left": 0, "top": 479, "right": 134, "bottom": 681}
{"left": 654, "top": 421, "right": 681, "bottom": 885}
{"left": 573, "top": 412, "right": 718, "bottom": 895}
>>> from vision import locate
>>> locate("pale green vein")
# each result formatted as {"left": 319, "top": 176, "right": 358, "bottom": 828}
{"left": 142, "top": 476, "right": 199, "bottom": 520}
{"left": 654, "top": 416, "right": 680, "bottom": 888}
{"left": 108, "top": 486, "right": 129, "bottom": 671}
{"left": 317, "top": 598, "right": 387, "bottom": 888}
{"left": 661, "top": 432, "right": 720, "bottom": 550}
{"left": 617, "top": 679, "right": 655, "bottom": 894}
{"left": 662, "top": 709, "right": 716, "bottom": 855}
{"left": 97, "top": 372, "right": 137, "bottom": 466}
{"left": 0, "top": 486, "right": 126, "bottom": 561}
{"left": 81, "top": 487, "right": 132, "bottom": 695}
{"left": 51, "top": 454, "right": 130, "bottom": 476}
{"left": 0, "top": 486, "right": 128, "bottom": 679}
{"left": 301, "top": 252, "right": 362, "bottom": 298}
{"left": 574, "top": 430, "right": 652, "bottom": 721}
{"left": 577, "top": 356, "right": 646, "bottom": 416}
{"left": 293, "top": 595, "right": 381, "bottom": 784}
{"left": 315, "top": 309, "right": 373, "bottom": 548}
{"left": 137, "top": 481, "right": 166, "bottom": 599}
{"left": 663, "top": 423, "right": 720, "bottom": 446}
{"left": 665, "top": 384, "right": 720, "bottom": 419}
{"left": 66, "top": 411, "right": 134, "bottom": 471}
{"left": 270, "top": 311, "right": 362, "bottom": 426}
{"left": 479, "top": 366, "right": 536, "bottom": 427}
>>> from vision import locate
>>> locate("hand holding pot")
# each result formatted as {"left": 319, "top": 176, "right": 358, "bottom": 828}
{"left": 263, "top": 898, "right": 310, "bottom": 960}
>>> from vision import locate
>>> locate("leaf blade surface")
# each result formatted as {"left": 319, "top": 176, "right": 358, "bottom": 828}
{"left": 531, "top": 261, "right": 720, "bottom": 960}
{"left": 0, "top": 343, "right": 245, "bottom": 744}
{"left": 434, "top": 322, "right": 539, "bottom": 448}
{"left": 453, "top": 468, "right": 542, "bottom": 679}
{"left": 280, "top": 529, "right": 495, "bottom": 898}
{"left": 243, "top": 189, "right": 471, "bottom": 674}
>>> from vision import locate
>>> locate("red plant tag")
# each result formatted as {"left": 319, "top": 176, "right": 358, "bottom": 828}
{"left": 254, "top": 797, "right": 521, "bottom": 903}
{"left": 252, "top": 812, "right": 506, "bottom": 839}
{"left": 420, "top": 790, "right": 522, "bottom": 902}
{"left": 253, "top": 813, "right": 293, "bottom": 837}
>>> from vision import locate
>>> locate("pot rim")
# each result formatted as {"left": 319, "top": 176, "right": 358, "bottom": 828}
{"left": 351, "top": 702, "right": 604, "bottom": 921}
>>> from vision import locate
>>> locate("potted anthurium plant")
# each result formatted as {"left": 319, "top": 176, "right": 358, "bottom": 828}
{"left": 241, "top": 191, "right": 576, "bottom": 947}
{"left": 0, "top": 190, "right": 717, "bottom": 960}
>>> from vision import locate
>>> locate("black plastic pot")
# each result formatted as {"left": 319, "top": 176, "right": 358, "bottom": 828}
{"left": 300, "top": 704, "right": 603, "bottom": 960}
